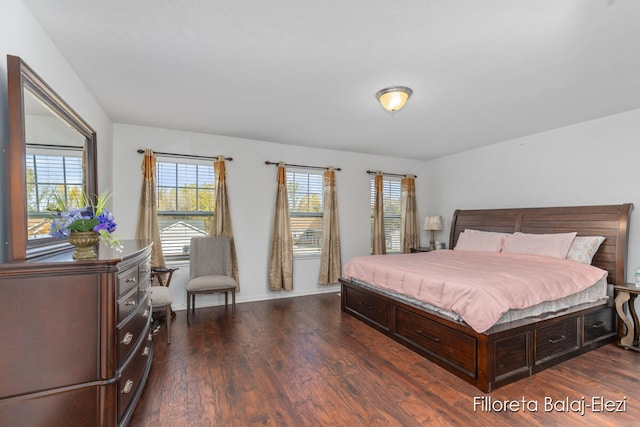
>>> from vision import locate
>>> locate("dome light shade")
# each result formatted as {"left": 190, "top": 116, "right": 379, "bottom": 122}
{"left": 376, "top": 86, "right": 413, "bottom": 112}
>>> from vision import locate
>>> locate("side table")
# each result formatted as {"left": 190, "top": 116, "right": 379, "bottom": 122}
{"left": 410, "top": 247, "right": 431, "bottom": 253}
{"left": 614, "top": 283, "right": 640, "bottom": 351}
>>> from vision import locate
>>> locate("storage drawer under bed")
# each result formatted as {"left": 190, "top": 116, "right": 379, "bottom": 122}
{"left": 343, "top": 285, "right": 390, "bottom": 331}
{"left": 583, "top": 306, "right": 615, "bottom": 344}
{"left": 535, "top": 317, "right": 579, "bottom": 364}
{"left": 394, "top": 307, "right": 477, "bottom": 377}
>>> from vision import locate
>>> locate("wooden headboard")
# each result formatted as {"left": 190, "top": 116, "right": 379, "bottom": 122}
{"left": 450, "top": 203, "right": 633, "bottom": 285}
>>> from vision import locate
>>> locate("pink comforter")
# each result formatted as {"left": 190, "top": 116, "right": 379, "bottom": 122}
{"left": 343, "top": 250, "right": 607, "bottom": 333}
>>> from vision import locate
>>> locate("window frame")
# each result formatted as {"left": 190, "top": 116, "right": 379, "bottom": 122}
{"left": 286, "top": 169, "right": 324, "bottom": 258}
{"left": 156, "top": 157, "right": 216, "bottom": 260}
{"left": 25, "top": 146, "right": 84, "bottom": 244}
{"left": 370, "top": 175, "right": 402, "bottom": 254}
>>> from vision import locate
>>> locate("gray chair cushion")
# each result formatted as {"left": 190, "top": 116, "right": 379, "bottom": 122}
{"left": 187, "top": 275, "right": 236, "bottom": 292}
{"left": 150, "top": 286, "right": 172, "bottom": 306}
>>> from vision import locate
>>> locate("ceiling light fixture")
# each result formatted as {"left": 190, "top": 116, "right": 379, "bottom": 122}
{"left": 376, "top": 86, "right": 413, "bottom": 113}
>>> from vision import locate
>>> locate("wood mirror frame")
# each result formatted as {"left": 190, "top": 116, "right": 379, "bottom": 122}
{"left": 6, "top": 55, "right": 97, "bottom": 262}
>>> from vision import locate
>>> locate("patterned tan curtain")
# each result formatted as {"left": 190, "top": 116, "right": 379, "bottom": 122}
{"left": 372, "top": 171, "right": 386, "bottom": 255}
{"left": 400, "top": 174, "right": 419, "bottom": 253}
{"left": 211, "top": 155, "right": 240, "bottom": 291}
{"left": 319, "top": 167, "right": 341, "bottom": 285}
{"left": 135, "top": 149, "right": 166, "bottom": 267}
{"left": 269, "top": 162, "right": 293, "bottom": 291}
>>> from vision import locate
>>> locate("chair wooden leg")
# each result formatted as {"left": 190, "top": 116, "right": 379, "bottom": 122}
{"left": 187, "top": 291, "right": 191, "bottom": 325}
{"left": 166, "top": 305, "right": 172, "bottom": 344}
{"left": 224, "top": 292, "right": 228, "bottom": 310}
{"left": 231, "top": 289, "right": 236, "bottom": 319}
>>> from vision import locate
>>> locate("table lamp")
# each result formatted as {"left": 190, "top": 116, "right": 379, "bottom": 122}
{"left": 423, "top": 215, "right": 443, "bottom": 251}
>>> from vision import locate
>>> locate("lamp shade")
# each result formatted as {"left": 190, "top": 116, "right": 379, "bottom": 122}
{"left": 423, "top": 215, "right": 443, "bottom": 231}
{"left": 376, "top": 86, "right": 412, "bottom": 112}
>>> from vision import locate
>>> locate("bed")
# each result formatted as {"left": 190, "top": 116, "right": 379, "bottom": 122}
{"left": 340, "top": 203, "right": 632, "bottom": 392}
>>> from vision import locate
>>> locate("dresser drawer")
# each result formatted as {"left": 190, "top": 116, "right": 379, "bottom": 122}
{"left": 139, "top": 261, "right": 151, "bottom": 289}
{"left": 395, "top": 308, "right": 476, "bottom": 376}
{"left": 117, "top": 294, "right": 151, "bottom": 364}
{"left": 118, "top": 265, "right": 139, "bottom": 296}
{"left": 117, "top": 325, "right": 152, "bottom": 421}
{"left": 535, "top": 317, "right": 579, "bottom": 363}
{"left": 344, "top": 286, "right": 390, "bottom": 330}
{"left": 118, "top": 286, "right": 140, "bottom": 322}
{"left": 584, "top": 307, "right": 615, "bottom": 344}
{"left": 138, "top": 272, "right": 151, "bottom": 295}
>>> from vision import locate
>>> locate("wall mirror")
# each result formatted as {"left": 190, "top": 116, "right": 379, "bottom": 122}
{"left": 6, "top": 55, "right": 97, "bottom": 262}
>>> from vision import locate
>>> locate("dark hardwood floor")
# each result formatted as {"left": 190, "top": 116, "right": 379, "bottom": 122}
{"left": 131, "top": 293, "right": 640, "bottom": 427}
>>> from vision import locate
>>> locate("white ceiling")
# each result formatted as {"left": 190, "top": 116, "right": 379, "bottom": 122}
{"left": 22, "top": 0, "right": 640, "bottom": 160}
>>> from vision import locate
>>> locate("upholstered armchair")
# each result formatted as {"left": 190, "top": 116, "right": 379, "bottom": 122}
{"left": 187, "top": 236, "right": 237, "bottom": 324}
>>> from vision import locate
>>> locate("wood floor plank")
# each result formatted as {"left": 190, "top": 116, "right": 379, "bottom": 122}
{"left": 132, "top": 293, "right": 640, "bottom": 426}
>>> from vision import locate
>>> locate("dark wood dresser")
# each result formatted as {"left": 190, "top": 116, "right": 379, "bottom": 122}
{"left": 0, "top": 240, "right": 153, "bottom": 427}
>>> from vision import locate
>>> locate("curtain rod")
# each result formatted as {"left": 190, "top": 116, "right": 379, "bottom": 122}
{"left": 136, "top": 149, "right": 232, "bottom": 162}
{"left": 366, "top": 170, "right": 417, "bottom": 178}
{"left": 265, "top": 161, "right": 341, "bottom": 171}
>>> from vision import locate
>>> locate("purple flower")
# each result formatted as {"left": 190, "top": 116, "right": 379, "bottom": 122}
{"left": 95, "top": 209, "right": 117, "bottom": 233}
{"left": 49, "top": 217, "right": 71, "bottom": 238}
{"left": 48, "top": 190, "right": 122, "bottom": 251}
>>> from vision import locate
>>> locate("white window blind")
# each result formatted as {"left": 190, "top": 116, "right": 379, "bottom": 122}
{"left": 370, "top": 176, "right": 402, "bottom": 253}
{"left": 156, "top": 160, "right": 215, "bottom": 258}
{"left": 25, "top": 152, "right": 83, "bottom": 239}
{"left": 287, "top": 170, "right": 323, "bottom": 257}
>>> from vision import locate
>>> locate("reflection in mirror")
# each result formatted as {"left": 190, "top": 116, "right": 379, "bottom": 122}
{"left": 24, "top": 87, "right": 87, "bottom": 242}
{"left": 6, "top": 55, "right": 97, "bottom": 261}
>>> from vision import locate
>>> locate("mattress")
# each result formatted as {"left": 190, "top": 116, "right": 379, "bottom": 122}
{"left": 348, "top": 275, "right": 609, "bottom": 328}
{"left": 343, "top": 250, "right": 609, "bottom": 332}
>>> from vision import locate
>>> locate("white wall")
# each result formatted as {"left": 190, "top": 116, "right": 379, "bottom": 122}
{"left": 426, "top": 108, "right": 640, "bottom": 282}
{"left": 113, "top": 124, "right": 431, "bottom": 310}
{"left": 0, "top": 0, "right": 113, "bottom": 262}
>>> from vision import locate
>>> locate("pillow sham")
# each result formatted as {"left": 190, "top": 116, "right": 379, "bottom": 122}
{"left": 454, "top": 229, "right": 509, "bottom": 252}
{"left": 565, "top": 236, "right": 605, "bottom": 264}
{"left": 502, "top": 231, "right": 577, "bottom": 259}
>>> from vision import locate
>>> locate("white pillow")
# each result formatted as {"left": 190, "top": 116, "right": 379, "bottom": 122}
{"left": 502, "top": 232, "right": 577, "bottom": 259}
{"left": 565, "top": 236, "right": 605, "bottom": 264}
{"left": 454, "top": 230, "right": 509, "bottom": 252}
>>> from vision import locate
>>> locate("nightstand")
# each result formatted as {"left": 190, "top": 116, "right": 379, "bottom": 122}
{"left": 614, "top": 283, "right": 640, "bottom": 351}
{"left": 410, "top": 247, "right": 431, "bottom": 253}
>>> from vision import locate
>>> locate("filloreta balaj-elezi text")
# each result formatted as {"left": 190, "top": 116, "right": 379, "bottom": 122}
{"left": 473, "top": 396, "right": 627, "bottom": 416}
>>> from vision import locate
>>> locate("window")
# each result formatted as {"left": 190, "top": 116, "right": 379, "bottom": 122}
{"left": 26, "top": 150, "right": 83, "bottom": 240}
{"left": 370, "top": 176, "right": 402, "bottom": 253}
{"left": 156, "top": 159, "right": 215, "bottom": 258}
{"left": 287, "top": 170, "right": 323, "bottom": 257}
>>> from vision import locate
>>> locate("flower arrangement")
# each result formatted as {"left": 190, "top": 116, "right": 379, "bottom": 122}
{"left": 50, "top": 189, "right": 122, "bottom": 251}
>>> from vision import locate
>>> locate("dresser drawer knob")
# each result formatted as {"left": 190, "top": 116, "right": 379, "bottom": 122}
{"left": 358, "top": 301, "right": 372, "bottom": 310}
{"left": 592, "top": 321, "right": 605, "bottom": 329}
{"left": 141, "top": 268, "right": 150, "bottom": 274}
{"left": 548, "top": 335, "right": 567, "bottom": 344}
{"left": 142, "top": 346, "right": 150, "bottom": 356}
{"left": 121, "top": 379, "right": 134, "bottom": 394}
{"left": 417, "top": 329, "right": 441, "bottom": 343}
{"left": 125, "top": 300, "right": 137, "bottom": 307}
{"left": 122, "top": 332, "right": 134, "bottom": 345}
{"left": 126, "top": 277, "right": 137, "bottom": 284}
